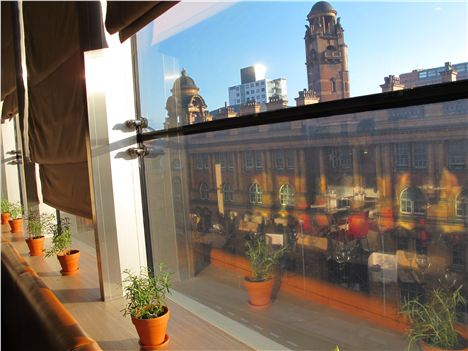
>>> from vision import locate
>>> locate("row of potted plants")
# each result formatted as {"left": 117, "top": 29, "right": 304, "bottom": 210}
{"left": 2, "top": 199, "right": 171, "bottom": 348}
{"left": 1, "top": 199, "right": 24, "bottom": 233}
{"left": 1, "top": 199, "right": 81, "bottom": 276}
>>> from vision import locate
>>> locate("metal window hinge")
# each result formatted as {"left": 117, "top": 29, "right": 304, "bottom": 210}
{"left": 125, "top": 117, "right": 148, "bottom": 130}
{"left": 127, "top": 146, "right": 149, "bottom": 158}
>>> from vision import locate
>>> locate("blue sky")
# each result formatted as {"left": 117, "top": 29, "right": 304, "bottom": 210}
{"left": 137, "top": 1, "right": 468, "bottom": 129}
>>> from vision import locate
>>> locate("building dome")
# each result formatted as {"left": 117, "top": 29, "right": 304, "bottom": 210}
{"left": 308, "top": 1, "right": 336, "bottom": 17}
{"left": 172, "top": 69, "right": 198, "bottom": 92}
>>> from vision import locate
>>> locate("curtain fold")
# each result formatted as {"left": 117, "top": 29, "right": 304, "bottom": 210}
{"left": 22, "top": 1, "right": 106, "bottom": 218}
{"left": 105, "top": 1, "right": 177, "bottom": 42}
{"left": 1, "top": 1, "right": 19, "bottom": 121}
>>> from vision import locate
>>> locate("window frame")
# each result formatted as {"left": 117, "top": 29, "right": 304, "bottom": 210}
{"left": 249, "top": 183, "right": 263, "bottom": 204}
{"left": 279, "top": 184, "right": 295, "bottom": 207}
{"left": 200, "top": 182, "right": 209, "bottom": 200}
{"left": 222, "top": 183, "right": 234, "bottom": 203}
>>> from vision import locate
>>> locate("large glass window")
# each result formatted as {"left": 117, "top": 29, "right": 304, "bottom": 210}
{"left": 136, "top": 1, "right": 468, "bottom": 349}
{"left": 136, "top": 2, "right": 468, "bottom": 130}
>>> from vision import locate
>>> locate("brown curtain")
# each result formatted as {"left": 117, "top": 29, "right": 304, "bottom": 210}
{"left": 23, "top": 1, "right": 106, "bottom": 218}
{"left": 105, "top": 1, "right": 178, "bottom": 42}
{"left": 1, "top": 1, "right": 19, "bottom": 121}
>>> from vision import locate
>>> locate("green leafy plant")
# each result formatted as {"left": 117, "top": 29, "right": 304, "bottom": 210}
{"left": 122, "top": 265, "right": 171, "bottom": 320}
{"left": 9, "top": 202, "right": 23, "bottom": 219}
{"left": 401, "top": 286, "right": 466, "bottom": 350}
{"left": 1, "top": 199, "right": 11, "bottom": 213}
{"left": 45, "top": 219, "right": 72, "bottom": 257}
{"left": 245, "top": 234, "right": 287, "bottom": 281}
{"left": 26, "top": 212, "right": 54, "bottom": 239}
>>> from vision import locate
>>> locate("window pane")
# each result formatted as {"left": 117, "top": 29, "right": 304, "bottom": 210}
{"left": 137, "top": 2, "right": 468, "bottom": 130}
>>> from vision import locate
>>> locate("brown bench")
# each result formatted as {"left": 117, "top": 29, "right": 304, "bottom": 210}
{"left": 1, "top": 240, "right": 102, "bottom": 351}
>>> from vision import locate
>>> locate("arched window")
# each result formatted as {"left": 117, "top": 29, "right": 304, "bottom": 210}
{"left": 456, "top": 190, "right": 468, "bottom": 218}
{"left": 279, "top": 184, "right": 295, "bottom": 207}
{"left": 172, "top": 159, "right": 182, "bottom": 170}
{"left": 200, "top": 182, "right": 209, "bottom": 200}
{"left": 222, "top": 183, "right": 233, "bottom": 202}
{"left": 400, "top": 187, "right": 426, "bottom": 215}
{"left": 249, "top": 183, "right": 262, "bottom": 204}
{"left": 331, "top": 78, "right": 336, "bottom": 93}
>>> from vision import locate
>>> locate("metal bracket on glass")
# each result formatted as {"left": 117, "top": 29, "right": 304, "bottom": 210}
{"left": 125, "top": 117, "right": 148, "bottom": 130}
{"left": 127, "top": 146, "right": 149, "bottom": 158}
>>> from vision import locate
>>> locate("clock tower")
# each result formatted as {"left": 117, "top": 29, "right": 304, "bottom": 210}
{"left": 305, "top": 1, "right": 350, "bottom": 102}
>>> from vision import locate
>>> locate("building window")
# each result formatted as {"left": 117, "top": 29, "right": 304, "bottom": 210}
{"left": 400, "top": 187, "right": 426, "bottom": 216}
{"left": 216, "top": 153, "right": 227, "bottom": 169}
{"left": 329, "top": 148, "right": 352, "bottom": 170}
{"left": 244, "top": 151, "right": 254, "bottom": 169}
{"left": 456, "top": 190, "right": 468, "bottom": 218}
{"left": 395, "top": 143, "right": 410, "bottom": 169}
{"left": 452, "top": 245, "right": 466, "bottom": 268}
{"left": 448, "top": 141, "right": 466, "bottom": 170}
{"left": 285, "top": 150, "right": 295, "bottom": 169}
{"left": 331, "top": 78, "right": 336, "bottom": 93}
{"left": 222, "top": 183, "right": 233, "bottom": 202}
{"left": 200, "top": 182, "right": 209, "bottom": 200}
{"left": 279, "top": 184, "right": 295, "bottom": 207}
{"left": 172, "top": 159, "right": 182, "bottom": 170}
{"left": 255, "top": 151, "right": 263, "bottom": 169}
{"left": 195, "top": 155, "right": 203, "bottom": 170}
{"left": 412, "top": 144, "right": 427, "bottom": 169}
{"left": 249, "top": 183, "right": 262, "bottom": 204}
{"left": 274, "top": 150, "right": 285, "bottom": 169}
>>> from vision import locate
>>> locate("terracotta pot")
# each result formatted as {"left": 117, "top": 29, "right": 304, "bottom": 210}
{"left": 57, "top": 250, "right": 80, "bottom": 275}
{"left": 244, "top": 278, "right": 274, "bottom": 306}
{"left": 1, "top": 212, "right": 10, "bottom": 225}
{"left": 419, "top": 338, "right": 468, "bottom": 351}
{"left": 25, "top": 236, "right": 45, "bottom": 256}
{"left": 132, "top": 307, "right": 170, "bottom": 348}
{"left": 9, "top": 218, "right": 23, "bottom": 233}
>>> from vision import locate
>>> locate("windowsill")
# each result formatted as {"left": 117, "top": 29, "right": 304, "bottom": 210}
{"left": 1, "top": 224, "right": 251, "bottom": 350}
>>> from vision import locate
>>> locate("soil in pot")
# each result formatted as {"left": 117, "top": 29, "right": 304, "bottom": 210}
{"left": 57, "top": 250, "right": 80, "bottom": 275}
{"left": 132, "top": 307, "right": 170, "bottom": 348}
{"left": 1, "top": 212, "right": 10, "bottom": 225}
{"left": 244, "top": 277, "right": 274, "bottom": 307}
{"left": 9, "top": 218, "right": 23, "bottom": 233}
{"left": 25, "top": 237, "right": 45, "bottom": 256}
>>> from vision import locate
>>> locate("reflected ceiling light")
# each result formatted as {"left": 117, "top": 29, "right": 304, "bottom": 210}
{"left": 164, "top": 74, "right": 180, "bottom": 81}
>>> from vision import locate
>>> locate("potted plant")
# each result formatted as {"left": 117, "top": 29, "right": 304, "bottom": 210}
{"left": 1, "top": 199, "right": 11, "bottom": 224}
{"left": 45, "top": 219, "right": 80, "bottom": 275}
{"left": 8, "top": 202, "right": 23, "bottom": 233}
{"left": 401, "top": 286, "right": 467, "bottom": 351}
{"left": 244, "top": 234, "right": 287, "bottom": 307}
{"left": 25, "top": 212, "right": 54, "bottom": 256}
{"left": 122, "top": 265, "right": 171, "bottom": 349}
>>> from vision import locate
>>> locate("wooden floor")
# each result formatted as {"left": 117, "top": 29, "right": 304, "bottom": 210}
{"left": 2, "top": 224, "right": 252, "bottom": 351}
{"left": 174, "top": 266, "right": 411, "bottom": 351}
